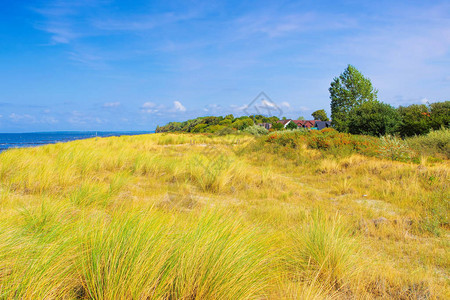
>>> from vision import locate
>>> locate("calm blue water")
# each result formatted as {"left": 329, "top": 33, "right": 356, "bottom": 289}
{"left": 0, "top": 131, "right": 153, "bottom": 152}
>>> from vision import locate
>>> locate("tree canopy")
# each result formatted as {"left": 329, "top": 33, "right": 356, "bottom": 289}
{"left": 429, "top": 101, "right": 450, "bottom": 130}
{"left": 311, "top": 109, "right": 329, "bottom": 121}
{"left": 397, "top": 104, "right": 431, "bottom": 137}
{"left": 329, "top": 65, "right": 378, "bottom": 132}
{"left": 156, "top": 115, "right": 280, "bottom": 134}
{"left": 348, "top": 101, "right": 400, "bottom": 136}
{"left": 271, "top": 122, "right": 284, "bottom": 131}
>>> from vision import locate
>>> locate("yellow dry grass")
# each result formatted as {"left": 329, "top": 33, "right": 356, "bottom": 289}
{"left": 0, "top": 133, "right": 448, "bottom": 299}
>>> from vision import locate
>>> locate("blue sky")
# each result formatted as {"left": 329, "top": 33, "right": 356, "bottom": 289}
{"left": 0, "top": 0, "right": 449, "bottom": 132}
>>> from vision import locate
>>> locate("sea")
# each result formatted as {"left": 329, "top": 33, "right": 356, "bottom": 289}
{"left": 0, "top": 131, "right": 153, "bottom": 152}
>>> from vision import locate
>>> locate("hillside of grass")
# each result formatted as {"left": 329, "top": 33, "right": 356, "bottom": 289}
{"left": 0, "top": 132, "right": 449, "bottom": 299}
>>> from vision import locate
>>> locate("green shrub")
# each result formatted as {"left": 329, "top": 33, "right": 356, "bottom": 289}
{"left": 378, "top": 135, "right": 413, "bottom": 161}
{"left": 271, "top": 122, "right": 284, "bottom": 131}
{"left": 265, "top": 129, "right": 379, "bottom": 157}
{"left": 406, "top": 127, "right": 450, "bottom": 159}
{"left": 243, "top": 125, "right": 269, "bottom": 136}
{"left": 417, "top": 187, "right": 449, "bottom": 236}
{"left": 216, "top": 127, "right": 236, "bottom": 136}
{"left": 398, "top": 104, "right": 431, "bottom": 137}
{"left": 207, "top": 125, "right": 227, "bottom": 133}
{"left": 286, "top": 121, "right": 298, "bottom": 130}
{"left": 348, "top": 101, "right": 400, "bottom": 136}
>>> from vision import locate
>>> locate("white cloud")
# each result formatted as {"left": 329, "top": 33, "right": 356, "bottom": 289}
{"left": 299, "top": 106, "right": 310, "bottom": 112}
{"left": 8, "top": 113, "right": 58, "bottom": 124}
{"left": 203, "top": 103, "right": 223, "bottom": 112}
{"left": 140, "top": 102, "right": 162, "bottom": 113}
{"left": 420, "top": 98, "right": 430, "bottom": 104}
{"left": 43, "top": 23, "right": 77, "bottom": 44}
{"left": 42, "top": 116, "right": 59, "bottom": 124}
{"left": 9, "top": 113, "right": 36, "bottom": 123}
{"left": 103, "top": 101, "right": 121, "bottom": 108}
{"left": 68, "top": 48, "right": 107, "bottom": 68}
{"left": 68, "top": 111, "right": 103, "bottom": 125}
{"left": 234, "top": 12, "right": 356, "bottom": 39}
{"left": 280, "top": 101, "right": 291, "bottom": 108}
{"left": 93, "top": 11, "right": 198, "bottom": 31}
{"left": 173, "top": 101, "right": 186, "bottom": 112}
{"left": 261, "top": 99, "right": 276, "bottom": 108}
{"left": 142, "top": 102, "right": 156, "bottom": 108}
{"left": 230, "top": 104, "right": 249, "bottom": 112}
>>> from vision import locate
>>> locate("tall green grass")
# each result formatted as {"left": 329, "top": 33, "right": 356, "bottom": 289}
{"left": 407, "top": 127, "right": 450, "bottom": 159}
{"left": 287, "top": 210, "right": 358, "bottom": 288}
{"left": 0, "top": 208, "right": 276, "bottom": 299}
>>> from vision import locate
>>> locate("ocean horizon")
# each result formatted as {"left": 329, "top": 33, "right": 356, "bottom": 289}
{"left": 0, "top": 131, "right": 154, "bottom": 152}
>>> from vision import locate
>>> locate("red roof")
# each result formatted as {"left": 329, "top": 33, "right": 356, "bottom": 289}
{"left": 292, "top": 120, "right": 308, "bottom": 126}
{"left": 276, "top": 119, "right": 321, "bottom": 128}
{"left": 277, "top": 119, "right": 292, "bottom": 125}
{"left": 303, "top": 120, "right": 317, "bottom": 128}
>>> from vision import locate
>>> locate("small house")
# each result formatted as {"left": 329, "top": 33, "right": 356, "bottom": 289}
{"left": 315, "top": 121, "right": 332, "bottom": 130}
{"left": 258, "top": 123, "right": 272, "bottom": 130}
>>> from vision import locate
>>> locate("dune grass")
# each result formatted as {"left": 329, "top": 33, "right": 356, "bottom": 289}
{"left": 406, "top": 127, "right": 450, "bottom": 159}
{"left": 0, "top": 132, "right": 448, "bottom": 299}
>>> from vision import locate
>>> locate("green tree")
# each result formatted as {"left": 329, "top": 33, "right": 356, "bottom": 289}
{"left": 286, "top": 121, "right": 298, "bottom": 130}
{"left": 398, "top": 104, "right": 431, "bottom": 136}
{"left": 311, "top": 109, "right": 329, "bottom": 121}
{"left": 267, "top": 116, "right": 280, "bottom": 123}
{"left": 348, "top": 101, "right": 400, "bottom": 136}
{"left": 271, "top": 122, "right": 284, "bottom": 131}
{"left": 191, "top": 123, "right": 208, "bottom": 133}
{"left": 429, "top": 101, "right": 450, "bottom": 130}
{"left": 231, "top": 118, "right": 253, "bottom": 130}
{"left": 329, "top": 65, "right": 378, "bottom": 132}
{"left": 219, "top": 119, "right": 232, "bottom": 126}
{"left": 297, "top": 116, "right": 305, "bottom": 120}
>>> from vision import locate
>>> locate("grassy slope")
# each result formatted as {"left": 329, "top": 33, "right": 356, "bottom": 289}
{"left": 0, "top": 133, "right": 448, "bottom": 299}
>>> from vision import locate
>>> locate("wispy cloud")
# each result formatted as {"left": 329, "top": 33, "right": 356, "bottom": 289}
{"left": 233, "top": 11, "right": 357, "bottom": 39}
{"left": 9, "top": 113, "right": 37, "bottom": 123}
{"left": 102, "top": 101, "right": 120, "bottom": 108}
{"left": 203, "top": 103, "right": 223, "bottom": 113}
{"left": 69, "top": 110, "right": 103, "bottom": 125}
{"left": 280, "top": 101, "right": 290, "bottom": 108}
{"left": 140, "top": 102, "right": 159, "bottom": 113}
{"left": 42, "top": 116, "right": 59, "bottom": 124}
{"left": 68, "top": 48, "right": 108, "bottom": 69}
{"left": 32, "top": 1, "right": 106, "bottom": 44}
{"left": 139, "top": 101, "right": 187, "bottom": 114}
{"left": 8, "top": 113, "right": 58, "bottom": 124}
{"left": 93, "top": 11, "right": 198, "bottom": 31}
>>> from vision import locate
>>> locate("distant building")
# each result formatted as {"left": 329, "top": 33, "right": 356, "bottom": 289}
{"left": 315, "top": 121, "right": 332, "bottom": 130}
{"left": 275, "top": 119, "right": 330, "bottom": 129}
{"left": 277, "top": 119, "right": 292, "bottom": 127}
{"left": 258, "top": 123, "right": 272, "bottom": 130}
